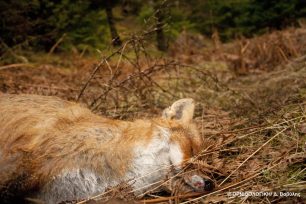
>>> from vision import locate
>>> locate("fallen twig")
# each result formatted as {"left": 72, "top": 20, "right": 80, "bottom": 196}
{"left": 139, "top": 192, "right": 204, "bottom": 203}
{"left": 0, "top": 63, "right": 35, "bottom": 70}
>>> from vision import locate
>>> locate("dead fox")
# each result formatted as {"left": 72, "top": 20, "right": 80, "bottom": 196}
{"left": 0, "top": 94, "right": 206, "bottom": 203}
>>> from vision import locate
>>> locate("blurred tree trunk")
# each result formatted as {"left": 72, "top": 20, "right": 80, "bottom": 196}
{"left": 154, "top": 0, "right": 167, "bottom": 51}
{"left": 105, "top": 0, "right": 122, "bottom": 46}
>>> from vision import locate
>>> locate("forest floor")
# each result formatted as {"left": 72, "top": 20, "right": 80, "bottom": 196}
{"left": 0, "top": 28, "right": 305, "bottom": 203}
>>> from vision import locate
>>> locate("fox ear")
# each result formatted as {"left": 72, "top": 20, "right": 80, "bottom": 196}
{"left": 162, "top": 98, "right": 195, "bottom": 124}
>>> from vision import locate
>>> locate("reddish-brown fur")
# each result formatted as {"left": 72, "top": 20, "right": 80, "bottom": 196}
{"left": 0, "top": 94, "right": 203, "bottom": 203}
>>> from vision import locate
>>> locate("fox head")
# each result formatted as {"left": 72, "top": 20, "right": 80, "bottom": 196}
{"left": 160, "top": 98, "right": 206, "bottom": 191}
{"left": 162, "top": 98, "right": 202, "bottom": 163}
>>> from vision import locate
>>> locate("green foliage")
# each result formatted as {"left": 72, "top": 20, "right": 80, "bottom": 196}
{"left": 138, "top": 5, "right": 154, "bottom": 24}
{"left": 167, "top": 5, "right": 196, "bottom": 37}
{"left": 58, "top": 9, "right": 110, "bottom": 52}
{"left": 1, "top": 0, "right": 305, "bottom": 52}
{"left": 137, "top": 0, "right": 305, "bottom": 42}
{"left": 0, "top": 0, "right": 111, "bottom": 52}
{"left": 187, "top": 0, "right": 306, "bottom": 40}
{"left": 137, "top": 1, "right": 195, "bottom": 39}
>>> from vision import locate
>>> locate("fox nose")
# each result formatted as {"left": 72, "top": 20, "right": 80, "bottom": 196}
{"left": 185, "top": 175, "right": 214, "bottom": 192}
{"left": 203, "top": 178, "right": 214, "bottom": 191}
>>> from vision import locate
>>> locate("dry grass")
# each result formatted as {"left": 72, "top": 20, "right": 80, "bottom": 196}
{"left": 0, "top": 28, "right": 306, "bottom": 203}
{"left": 172, "top": 27, "right": 306, "bottom": 74}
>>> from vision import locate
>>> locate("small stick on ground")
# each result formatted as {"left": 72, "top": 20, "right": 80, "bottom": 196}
{"left": 0, "top": 63, "right": 35, "bottom": 70}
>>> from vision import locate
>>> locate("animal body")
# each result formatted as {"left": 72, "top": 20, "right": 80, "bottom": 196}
{"left": 0, "top": 94, "right": 205, "bottom": 203}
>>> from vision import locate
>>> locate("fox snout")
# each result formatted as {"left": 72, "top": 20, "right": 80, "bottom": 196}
{"left": 184, "top": 175, "right": 214, "bottom": 192}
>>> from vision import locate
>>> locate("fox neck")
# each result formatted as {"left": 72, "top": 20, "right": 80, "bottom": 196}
{"left": 124, "top": 124, "right": 186, "bottom": 195}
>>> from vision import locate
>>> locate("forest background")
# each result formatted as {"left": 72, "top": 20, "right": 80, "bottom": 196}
{"left": 1, "top": 0, "right": 305, "bottom": 54}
